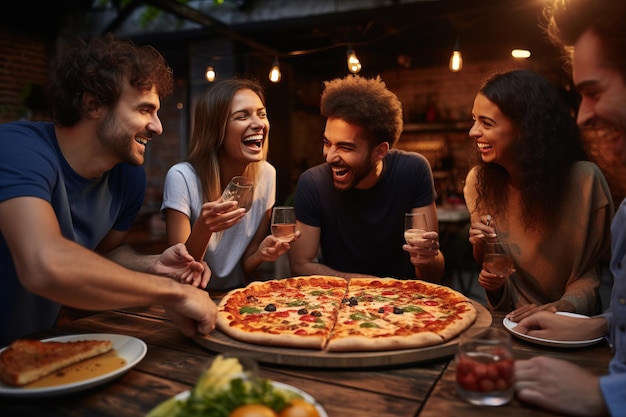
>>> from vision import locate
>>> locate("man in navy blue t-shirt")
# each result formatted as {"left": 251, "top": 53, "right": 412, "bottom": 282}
{"left": 0, "top": 33, "right": 216, "bottom": 345}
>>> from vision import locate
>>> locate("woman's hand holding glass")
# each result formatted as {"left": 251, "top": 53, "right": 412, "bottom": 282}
{"left": 403, "top": 212, "right": 440, "bottom": 265}
{"left": 468, "top": 214, "right": 513, "bottom": 291}
{"left": 193, "top": 176, "right": 254, "bottom": 234}
{"left": 468, "top": 214, "right": 497, "bottom": 246}
{"left": 258, "top": 207, "right": 301, "bottom": 261}
{"left": 479, "top": 240, "right": 515, "bottom": 291}
{"left": 257, "top": 231, "right": 301, "bottom": 261}
{"left": 196, "top": 200, "right": 246, "bottom": 234}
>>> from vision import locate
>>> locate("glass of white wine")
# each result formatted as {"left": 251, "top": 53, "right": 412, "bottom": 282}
{"left": 404, "top": 212, "right": 429, "bottom": 263}
{"left": 483, "top": 240, "right": 514, "bottom": 277}
{"left": 221, "top": 176, "right": 254, "bottom": 212}
{"left": 271, "top": 206, "right": 296, "bottom": 242}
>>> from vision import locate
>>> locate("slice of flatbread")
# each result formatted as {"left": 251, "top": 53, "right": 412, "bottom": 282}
{"left": 0, "top": 338, "right": 113, "bottom": 386}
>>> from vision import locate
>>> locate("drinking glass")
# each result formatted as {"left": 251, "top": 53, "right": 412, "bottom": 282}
{"left": 483, "top": 240, "right": 514, "bottom": 277}
{"left": 456, "top": 327, "right": 515, "bottom": 406}
{"left": 404, "top": 212, "right": 429, "bottom": 262}
{"left": 221, "top": 176, "right": 254, "bottom": 212}
{"left": 271, "top": 206, "right": 296, "bottom": 242}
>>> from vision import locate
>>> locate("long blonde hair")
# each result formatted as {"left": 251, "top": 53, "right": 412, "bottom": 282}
{"left": 186, "top": 78, "right": 269, "bottom": 202}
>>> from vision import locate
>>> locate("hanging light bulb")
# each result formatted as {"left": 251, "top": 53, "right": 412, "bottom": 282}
{"left": 346, "top": 47, "right": 362, "bottom": 74}
{"left": 449, "top": 50, "right": 462, "bottom": 72}
{"left": 511, "top": 49, "right": 531, "bottom": 59}
{"left": 269, "top": 57, "right": 281, "bottom": 83}
{"left": 449, "top": 39, "right": 463, "bottom": 72}
{"left": 205, "top": 66, "right": 216, "bottom": 82}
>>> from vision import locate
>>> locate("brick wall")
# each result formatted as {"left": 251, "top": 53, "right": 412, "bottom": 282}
{"left": 381, "top": 58, "right": 534, "bottom": 124}
{"left": 0, "top": 30, "right": 50, "bottom": 123}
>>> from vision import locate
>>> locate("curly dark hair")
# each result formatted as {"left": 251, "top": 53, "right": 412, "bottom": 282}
{"left": 47, "top": 32, "right": 174, "bottom": 127}
{"left": 544, "top": 0, "right": 626, "bottom": 80}
{"left": 473, "top": 69, "right": 590, "bottom": 231}
{"left": 320, "top": 75, "right": 403, "bottom": 148}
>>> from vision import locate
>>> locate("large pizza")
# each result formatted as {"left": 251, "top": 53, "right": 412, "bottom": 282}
{"left": 216, "top": 276, "right": 477, "bottom": 352}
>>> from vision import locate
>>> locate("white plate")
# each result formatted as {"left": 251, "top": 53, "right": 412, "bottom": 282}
{"left": 169, "top": 381, "right": 328, "bottom": 417}
{"left": 503, "top": 312, "right": 604, "bottom": 348}
{"left": 0, "top": 333, "right": 147, "bottom": 397}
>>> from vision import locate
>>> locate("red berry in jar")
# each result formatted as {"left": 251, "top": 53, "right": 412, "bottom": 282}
{"left": 457, "top": 371, "right": 478, "bottom": 392}
{"left": 495, "top": 378, "right": 510, "bottom": 391}
{"left": 496, "top": 358, "right": 514, "bottom": 382}
{"left": 478, "top": 378, "right": 496, "bottom": 393}
{"left": 485, "top": 363, "right": 500, "bottom": 381}
{"left": 456, "top": 356, "right": 473, "bottom": 376}
{"left": 456, "top": 354, "right": 514, "bottom": 393}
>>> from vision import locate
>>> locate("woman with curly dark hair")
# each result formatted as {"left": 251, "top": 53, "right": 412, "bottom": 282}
{"left": 464, "top": 69, "right": 613, "bottom": 319}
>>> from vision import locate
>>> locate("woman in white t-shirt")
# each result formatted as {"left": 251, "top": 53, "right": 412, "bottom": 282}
{"left": 161, "top": 78, "right": 299, "bottom": 291}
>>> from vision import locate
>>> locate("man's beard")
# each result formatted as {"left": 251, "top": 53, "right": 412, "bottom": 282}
{"left": 333, "top": 153, "right": 375, "bottom": 191}
{"left": 97, "top": 111, "right": 144, "bottom": 166}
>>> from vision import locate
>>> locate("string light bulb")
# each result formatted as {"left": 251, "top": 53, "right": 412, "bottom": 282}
{"left": 449, "top": 39, "right": 463, "bottom": 72}
{"left": 346, "top": 47, "right": 362, "bottom": 74}
{"left": 511, "top": 49, "right": 531, "bottom": 59}
{"left": 205, "top": 66, "right": 216, "bottom": 82}
{"left": 269, "top": 57, "right": 281, "bottom": 83}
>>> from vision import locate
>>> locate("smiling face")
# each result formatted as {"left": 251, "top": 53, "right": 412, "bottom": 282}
{"left": 220, "top": 88, "right": 269, "bottom": 169}
{"left": 97, "top": 81, "right": 163, "bottom": 166}
{"left": 469, "top": 94, "right": 517, "bottom": 171}
{"left": 573, "top": 29, "right": 626, "bottom": 166}
{"left": 322, "top": 117, "right": 388, "bottom": 191}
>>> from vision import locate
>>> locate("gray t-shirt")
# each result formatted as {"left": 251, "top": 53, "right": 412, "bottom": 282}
{"left": 161, "top": 161, "right": 275, "bottom": 290}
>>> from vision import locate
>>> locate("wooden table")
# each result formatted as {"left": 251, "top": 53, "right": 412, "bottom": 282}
{"left": 0, "top": 304, "right": 612, "bottom": 417}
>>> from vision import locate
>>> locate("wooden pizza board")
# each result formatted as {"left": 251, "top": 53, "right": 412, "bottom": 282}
{"left": 193, "top": 300, "right": 491, "bottom": 368}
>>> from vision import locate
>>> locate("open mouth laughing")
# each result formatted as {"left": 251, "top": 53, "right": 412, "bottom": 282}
{"left": 331, "top": 165, "right": 350, "bottom": 181}
{"left": 243, "top": 133, "right": 264, "bottom": 150}
{"left": 476, "top": 141, "right": 492, "bottom": 152}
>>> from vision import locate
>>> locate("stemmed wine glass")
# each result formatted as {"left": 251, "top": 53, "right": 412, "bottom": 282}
{"left": 271, "top": 206, "right": 296, "bottom": 242}
{"left": 404, "top": 212, "right": 429, "bottom": 263}
{"left": 221, "top": 176, "right": 254, "bottom": 212}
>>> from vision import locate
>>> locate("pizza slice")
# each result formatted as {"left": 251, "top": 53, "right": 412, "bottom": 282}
{"left": 396, "top": 280, "right": 477, "bottom": 341}
{"left": 216, "top": 276, "right": 348, "bottom": 350}
{"left": 326, "top": 278, "right": 476, "bottom": 352}
{"left": 326, "top": 278, "right": 445, "bottom": 351}
{"left": 0, "top": 338, "right": 113, "bottom": 386}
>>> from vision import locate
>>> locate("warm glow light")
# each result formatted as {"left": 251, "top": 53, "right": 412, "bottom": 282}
{"left": 449, "top": 50, "right": 462, "bottom": 72}
{"left": 347, "top": 48, "right": 362, "bottom": 74}
{"left": 205, "top": 66, "right": 216, "bottom": 82}
{"left": 269, "top": 58, "right": 281, "bottom": 83}
{"left": 511, "top": 49, "right": 531, "bottom": 59}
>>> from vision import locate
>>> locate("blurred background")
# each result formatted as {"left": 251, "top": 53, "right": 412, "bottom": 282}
{"left": 0, "top": 0, "right": 620, "bottom": 293}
